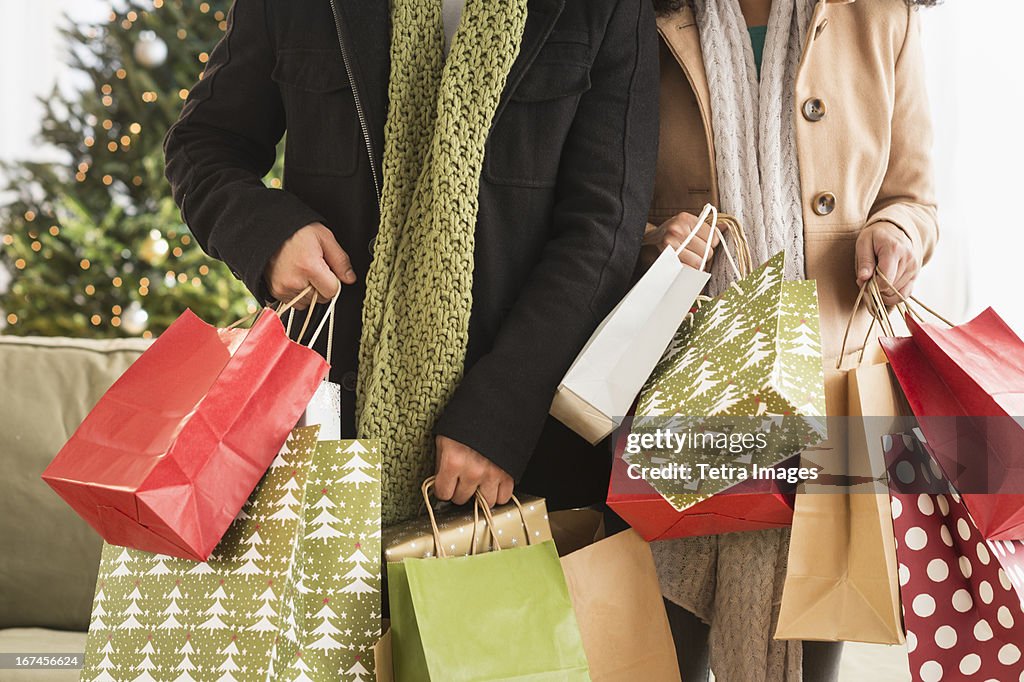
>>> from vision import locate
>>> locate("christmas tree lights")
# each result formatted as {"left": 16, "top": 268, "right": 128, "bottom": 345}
{"left": 0, "top": 0, "right": 267, "bottom": 338}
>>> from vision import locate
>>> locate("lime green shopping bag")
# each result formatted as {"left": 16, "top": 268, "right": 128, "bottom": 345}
{"left": 388, "top": 480, "right": 590, "bottom": 681}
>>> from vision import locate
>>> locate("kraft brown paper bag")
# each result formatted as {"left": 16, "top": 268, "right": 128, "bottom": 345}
{"left": 561, "top": 530, "right": 681, "bottom": 681}
{"left": 776, "top": 345, "right": 905, "bottom": 644}
{"left": 374, "top": 625, "right": 393, "bottom": 682}
{"left": 549, "top": 507, "right": 606, "bottom": 556}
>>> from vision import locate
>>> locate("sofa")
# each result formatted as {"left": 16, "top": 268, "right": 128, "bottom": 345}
{"left": 0, "top": 335, "right": 149, "bottom": 682}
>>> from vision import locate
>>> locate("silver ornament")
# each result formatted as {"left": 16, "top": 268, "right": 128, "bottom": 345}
{"left": 134, "top": 30, "right": 168, "bottom": 68}
{"left": 122, "top": 301, "right": 149, "bottom": 335}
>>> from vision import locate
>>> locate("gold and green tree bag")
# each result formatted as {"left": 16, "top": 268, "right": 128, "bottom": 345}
{"left": 626, "top": 252, "right": 827, "bottom": 517}
{"left": 80, "top": 425, "right": 382, "bottom": 682}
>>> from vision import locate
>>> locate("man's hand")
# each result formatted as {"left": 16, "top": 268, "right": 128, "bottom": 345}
{"left": 434, "top": 435, "right": 514, "bottom": 508}
{"left": 265, "top": 222, "right": 357, "bottom": 307}
{"left": 855, "top": 222, "right": 920, "bottom": 306}
{"left": 638, "top": 212, "right": 725, "bottom": 272}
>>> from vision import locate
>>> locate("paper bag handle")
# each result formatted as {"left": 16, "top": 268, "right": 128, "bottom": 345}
{"left": 873, "top": 269, "right": 954, "bottom": 329}
{"left": 420, "top": 477, "right": 500, "bottom": 559}
{"left": 223, "top": 284, "right": 338, "bottom": 365}
{"left": 472, "top": 492, "right": 537, "bottom": 553}
{"left": 285, "top": 284, "right": 341, "bottom": 366}
{"left": 836, "top": 268, "right": 955, "bottom": 370}
{"left": 419, "top": 477, "right": 535, "bottom": 559}
{"left": 275, "top": 282, "right": 342, "bottom": 366}
{"left": 837, "top": 276, "right": 886, "bottom": 369}
{"left": 673, "top": 204, "right": 718, "bottom": 272}
{"left": 671, "top": 209, "right": 756, "bottom": 330}
{"left": 670, "top": 205, "right": 753, "bottom": 282}
{"left": 714, "top": 213, "right": 754, "bottom": 281}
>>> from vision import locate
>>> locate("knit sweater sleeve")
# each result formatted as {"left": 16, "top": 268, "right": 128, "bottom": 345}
{"left": 435, "top": 0, "right": 660, "bottom": 480}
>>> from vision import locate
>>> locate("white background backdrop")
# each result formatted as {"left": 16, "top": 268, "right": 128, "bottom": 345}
{"left": 1, "top": 1, "right": 1022, "bottom": 329}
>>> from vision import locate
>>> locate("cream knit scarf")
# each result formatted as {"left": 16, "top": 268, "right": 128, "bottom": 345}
{"left": 653, "top": 1, "right": 816, "bottom": 681}
{"left": 357, "top": 0, "right": 529, "bottom": 526}
{"left": 697, "top": 0, "right": 813, "bottom": 293}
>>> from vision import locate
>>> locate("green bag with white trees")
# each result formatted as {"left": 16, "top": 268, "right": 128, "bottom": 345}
{"left": 80, "top": 425, "right": 383, "bottom": 682}
{"left": 629, "top": 251, "right": 827, "bottom": 511}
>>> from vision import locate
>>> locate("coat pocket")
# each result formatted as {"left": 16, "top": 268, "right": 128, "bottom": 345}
{"left": 272, "top": 49, "right": 360, "bottom": 177}
{"left": 486, "top": 40, "right": 592, "bottom": 188}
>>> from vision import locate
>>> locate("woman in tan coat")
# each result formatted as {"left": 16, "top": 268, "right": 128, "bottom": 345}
{"left": 642, "top": 0, "right": 939, "bottom": 679}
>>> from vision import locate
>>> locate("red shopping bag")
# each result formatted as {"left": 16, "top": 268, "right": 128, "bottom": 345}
{"left": 882, "top": 321, "right": 1024, "bottom": 540}
{"left": 886, "top": 431, "right": 1024, "bottom": 681}
{"left": 908, "top": 309, "right": 1024, "bottom": 417}
{"left": 606, "top": 422, "right": 796, "bottom": 541}
{"left": 42, "top": 300, "right": 330, "bottom": 561}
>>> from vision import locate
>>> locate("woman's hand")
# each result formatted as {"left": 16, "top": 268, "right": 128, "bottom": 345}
{"left": 855, "top": 222, "right": 921, "bottom": 305}
{"left": 638, "top": 211, "right": 725, "bottom": 272}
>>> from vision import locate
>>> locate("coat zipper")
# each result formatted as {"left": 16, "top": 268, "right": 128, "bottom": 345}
{"left": 328, "top": 0, "right": 381, "bottom": 203}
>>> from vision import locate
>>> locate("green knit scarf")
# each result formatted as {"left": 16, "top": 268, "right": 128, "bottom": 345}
{"left": 357, "top": 0, "right": 529, "bottom": 525}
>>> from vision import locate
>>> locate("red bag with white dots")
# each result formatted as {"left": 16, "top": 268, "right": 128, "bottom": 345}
{"left": 886, "top": 430, "right": 1024, "bottom": 682}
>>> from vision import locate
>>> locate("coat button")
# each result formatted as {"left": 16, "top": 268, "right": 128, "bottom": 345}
{"left": 802, "top": 98, "right": 826, "bottom": 122}
{"left": 368, "top": 236, "right": 377, "bottom": 255}
{"left": 813, "top": 192, "right": 837, "bottom": 216}
{"left": 341, "top": 371, "right": 357, "bottom": 392}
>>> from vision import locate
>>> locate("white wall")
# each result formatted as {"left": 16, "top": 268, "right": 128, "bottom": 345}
{"left": 0, "top": 0, "right": 107, "bottom": 294}
{"left": 0, "top": 1, "right": 108, "bottom": 167}
{"left": 918, "top": 1, "right": 1024, "bottom": 330}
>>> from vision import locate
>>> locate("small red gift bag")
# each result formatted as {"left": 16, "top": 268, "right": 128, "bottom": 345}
{"left": 43, "top": 290, "right": 334, "bottom": 561}
{"left": 606, "top": 420, "right": 796, "bottom": 541}
{"left": 882, "top": 306, "right": 1024, "bottom": 539}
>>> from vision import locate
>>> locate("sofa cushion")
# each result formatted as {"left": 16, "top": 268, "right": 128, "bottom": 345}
{"left": 0, "top": 627, "right": 87, "bottom": 682}
{"left": 0, "top": 336, "right": 149, "bottom": 631}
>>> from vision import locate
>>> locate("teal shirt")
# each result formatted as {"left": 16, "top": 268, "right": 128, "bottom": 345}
{"left": 749, "top": 25, "right": 767, "bottom": 80}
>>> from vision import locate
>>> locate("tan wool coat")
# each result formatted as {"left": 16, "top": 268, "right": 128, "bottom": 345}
{"left": 651, "top": 0, "right": 939, "bottom": 359}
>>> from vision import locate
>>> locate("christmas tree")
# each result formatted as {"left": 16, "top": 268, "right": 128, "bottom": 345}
{"left": 308, "top": 600, "right": 343, "bottom": 651}
{"left": 120, "top": 586, "right": 145, "bottom": 631}
{"left": 0, "top": 0, "right": 266, "bottom": 338}
{"left": 339, "top": 545, "right": 376, "bottom": 597}
{"left": 198, "top": 584, "right": 229, "bottom": 630}
{"left": 305, "top": 490, "right": 344, "bottom": 541}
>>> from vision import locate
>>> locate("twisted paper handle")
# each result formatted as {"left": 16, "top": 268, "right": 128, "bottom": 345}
{"left": 222, "top": 284, "right": 339, "bottom": 366}
{"left": 676, "top": 207, "right": 755, "bottom": 329}
{"left": 419, "top": 476, "right": 534, "bottom": 558}
{"left": 836, "top": 268, "right": 954, "bottom": 370}
{"left": 873, "top": 269, "right": 954, "bottom": 329}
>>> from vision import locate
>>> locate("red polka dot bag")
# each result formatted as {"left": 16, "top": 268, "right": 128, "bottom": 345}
{"left": 886, "top": 430, "right": 1024, "bottom": 682}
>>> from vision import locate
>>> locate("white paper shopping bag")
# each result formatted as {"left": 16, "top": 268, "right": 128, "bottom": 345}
{"left": 293, "top": 285, "right": 342, "bottom": 440}
{"left": 550, "top": 204, "right": 718, "bottom": 444}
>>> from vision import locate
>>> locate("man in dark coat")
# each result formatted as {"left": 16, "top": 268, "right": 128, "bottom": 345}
{"left": 164, "top": 0, "right": 658, "bottom": 511}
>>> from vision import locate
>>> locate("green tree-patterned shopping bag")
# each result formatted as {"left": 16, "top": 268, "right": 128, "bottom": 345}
{"left": 80, "top": 425, "right": 382, "bottom": 682}
{"left": 626, "top": 251, "right": 827, "bottom": 514}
